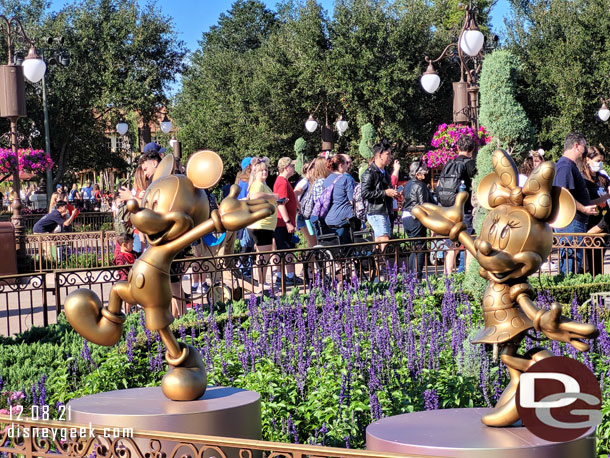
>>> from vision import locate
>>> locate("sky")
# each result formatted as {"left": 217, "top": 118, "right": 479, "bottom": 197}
{"left": 49, "top": 0, "right": 512, "bottom": 92}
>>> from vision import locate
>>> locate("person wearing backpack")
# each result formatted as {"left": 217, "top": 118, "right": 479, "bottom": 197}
{"left": 303, "top": 157, "right": 330, "bottom": 238}
{"left": 321, "top": 155, "right": 356, "bottom": 245}
{"left": 361, "top": 140, "right": 400, "bottom": 246}
{"left": 294, "top": 161, "right": 318, "bottom": 248}
{"left": 436, "top": 135, "right": 477, "bottom": 275}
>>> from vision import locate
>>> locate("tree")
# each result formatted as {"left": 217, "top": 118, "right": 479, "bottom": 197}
{"left": 174, "top": 0, "right": 495, "bottom": 178}
{"left": 0, "top": 0, "right": 186, "bottom": 185}
{"left": 357, "top": 122, "right": 374, "bottom": 177}
{"left": 463, "top": 141, "right": 495, "bottom": 300}
{"left": 329, "top": 0, "right": 447, "bottom": 149}
{"left": 506, "top": 0, "right": 610, "bottom": 156}
{"left": 478, "top": 49, "right": 535, "bottom": 157}
{"left": 172, "top": 0, "right": 280, "bottom": 175}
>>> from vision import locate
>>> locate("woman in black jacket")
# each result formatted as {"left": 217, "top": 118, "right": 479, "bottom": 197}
{"left": 402, "top": 162, "right": 432, "bottom": 280}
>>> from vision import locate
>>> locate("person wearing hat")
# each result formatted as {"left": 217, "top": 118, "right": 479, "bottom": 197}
{"left": 143, "top": 142, "right": 167, "bottom": 155}
{"left": 273, "top": 156, "right": 302, "bottom": 287}
{"left": 117, "top": 151, "right": 162, "bottom": 203}
{"left": 237, "top": 157, "right": 252, "bottom": 200}
{"left": 402, "top": 161, "right": 432, "bottom": 280}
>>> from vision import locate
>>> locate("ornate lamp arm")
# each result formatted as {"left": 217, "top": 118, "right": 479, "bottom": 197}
{"left": 0, "top": 16, "right": 37, "bottom": 64}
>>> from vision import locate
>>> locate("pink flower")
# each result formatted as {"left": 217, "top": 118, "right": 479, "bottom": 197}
{"left": 426, "top": 123, "right": 491, "bottom": 167}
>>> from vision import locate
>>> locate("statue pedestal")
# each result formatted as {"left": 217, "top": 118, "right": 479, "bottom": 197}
{"left": 365, "top": 408, "right": 595, "bottom": 458}
{"left": 69, "top": 386, "right": 261, "bottom": 458}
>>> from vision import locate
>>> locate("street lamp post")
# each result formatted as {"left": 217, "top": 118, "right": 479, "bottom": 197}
{"left": 115, "top": 121, "right": 132, "bottom": 182}
{"left": 420, "top": 4, "right": 485, "bottom": 128}
{"left": 0, "top": 16, "right": 46, "bottom": 263}
{"left": 304, "top": 109, "right": 349, "bottom": 153}
{"left": 40, "top": 43, "right": 70, "bottom": 204}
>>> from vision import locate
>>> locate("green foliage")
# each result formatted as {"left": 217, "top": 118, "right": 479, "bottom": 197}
{"left": 294, "top": 137, "right": 307, "bottom": 174}
{"left": 357, "top": 122, "right": 374, "bottom": 177}
{"left": 530, "top": 273, "right": 610, "bottom": 304}
{"left": 478, "top": 49, "right": 535, "bottom": 157}
{"left": 174, "top": 0, "right": 492, "bottom": 181}
{"left": 506, "top": 0, "right": 610, "bottom": 156}
{"left": 0, "top": 0, "right": 186, "bottom": 185}
{"left": 57, "top": 253, "right": 106, "bottom": 269}
{"left": 468, "top": 142, "right": 495, "bottom": 299}
{"left": 358, "top": 123, "right": 375, "bottom": 159}
{"left": 472, "top": 142, "right": 495, "bottom": 232}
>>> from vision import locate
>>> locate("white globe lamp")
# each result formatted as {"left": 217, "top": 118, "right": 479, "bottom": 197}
{"left": 599, "top": 103, "right": 610, "bottom": 122}
{"left": 305, "top": 115, "right": 318, "bottom": 133}
{"left": 460, "top": 28, "right": 485, "bottom": 57}
{"left": 116, "top": 122, "right": 129, "bottom": 136}
{"left": 336, "top": 117, "right": 348, "bottom": 135}
{"left": 22, "top": 47, "right": 46, "bottom": 83}
{"left": 420, "top": 63, "right": 441, "bottom": 94}
{"left": 160, "top": 115, "right": 173, "bottom": 134}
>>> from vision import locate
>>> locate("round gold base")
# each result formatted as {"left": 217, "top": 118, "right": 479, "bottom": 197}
{"left": 69, "top": 386, "right": 261, "bottom": 458}
{"left": 366, "top": 408, "right": 595, "bottom": 458}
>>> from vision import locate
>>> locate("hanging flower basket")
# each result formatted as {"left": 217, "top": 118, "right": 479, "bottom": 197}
{"left": 0, "top": 148, "right": 53, "bottom": 175}
{"left": 422, "top": 124, "right": 491, "bottom": 169}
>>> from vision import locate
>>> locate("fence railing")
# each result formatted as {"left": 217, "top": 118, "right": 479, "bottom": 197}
{"left": 24, "top": 230, "right": 117, "bottom": 272}
{"left": 0, "top": 232, "right": 610, "bottom": 335}
{"left": 1, "top": 233, "right": 607, "bottom": 336}
{"left": 18, "top": 229, "right": 610, "bottom": 276}
{"left": 0, "top": 273, "right": 49, "bottom": 336}
{"left": 0, "top": 415, "right": 443, "bottom": 458}
{"left": 0, "top": 211, "right": 113, "bottom": 233}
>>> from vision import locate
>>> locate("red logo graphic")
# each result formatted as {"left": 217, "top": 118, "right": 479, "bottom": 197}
{"left": 516, "top": 356, "right": 601, "bottom": 442}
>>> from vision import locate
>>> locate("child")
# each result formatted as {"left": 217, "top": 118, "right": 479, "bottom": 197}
{"left": 113, "top": 233, "right": 139, "bottom": 281}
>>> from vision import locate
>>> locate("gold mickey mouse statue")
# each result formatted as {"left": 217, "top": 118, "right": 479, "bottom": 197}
{"left": 412, "top": 149, "right": 599, "bottom": 427}
{"left": 64, "top": 151, "right": 275, "bottom": 401}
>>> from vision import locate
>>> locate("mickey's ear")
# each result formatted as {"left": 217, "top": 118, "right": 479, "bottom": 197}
{"left": 186, "top": 150, "right": 224, "bottom": 189}
{"left": 547, "top": 186, "right": 576, "bottom": 229}
{"left": 152, "top": 155, "right": 175, "bottom": 182}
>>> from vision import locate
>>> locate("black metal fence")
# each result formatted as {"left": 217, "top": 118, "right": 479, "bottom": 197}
{"left": 24, "top": 230, "right": 117, "bottom": 272}
{"left": 1, "top": 233, "right": 608, "bottom": 336}
{"left": 0, "top": 273, "right": 49, "bottom": 336}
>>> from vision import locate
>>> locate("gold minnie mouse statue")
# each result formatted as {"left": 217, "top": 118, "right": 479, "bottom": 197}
{"left": 64, "top": 151, "right": 275, "bottom": 401}
{"left": 412, "top": 149, "right": 599, "bottom": 426}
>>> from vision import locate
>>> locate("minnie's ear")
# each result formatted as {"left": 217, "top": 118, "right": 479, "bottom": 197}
{"left": 522, "top": 161, "right": 555, "bottom": 220}
{"left": 186, "top": 150, "right": 224, "bottom": 189}
{"left": 476, "top": 173, "right": 496, "bottom": 210}
{"left": 547, "top": 186, "right": 576, "bottom": 229}
{"left": 151, "top": 155, "right": 175, "bottom": 182}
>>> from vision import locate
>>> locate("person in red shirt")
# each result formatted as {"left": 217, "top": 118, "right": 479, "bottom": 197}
{"left": 113, "top": 233, "right": 139, "bottom": 281}
{"left": 273, "top": 157, "right": 302, "bottom": 286}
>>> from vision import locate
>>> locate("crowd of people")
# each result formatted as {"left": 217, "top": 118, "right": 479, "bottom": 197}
{"left": 551, "top": 133, "right": 610, "bottom": 276}
{"left": 19, "top": 131, "right": 610, "bottom": 308}
{"left": 220, "top": 131, "right": 610, "bottom": 281}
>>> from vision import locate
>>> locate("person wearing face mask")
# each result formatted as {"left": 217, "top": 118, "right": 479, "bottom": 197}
{"left": 402, "top": 162, "right": 432, "bottom": 280}
{"left": 581, "top": 146, "right": 610, "bottom": 275}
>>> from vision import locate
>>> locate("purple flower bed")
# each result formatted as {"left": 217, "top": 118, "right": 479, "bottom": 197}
{"left": 1, "top": 268, "right": 609, "bottom": 452}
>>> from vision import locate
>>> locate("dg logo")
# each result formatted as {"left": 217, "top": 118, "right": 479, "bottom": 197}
{"left": 516, "top": 356, "right": 602, "bottom": 442}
